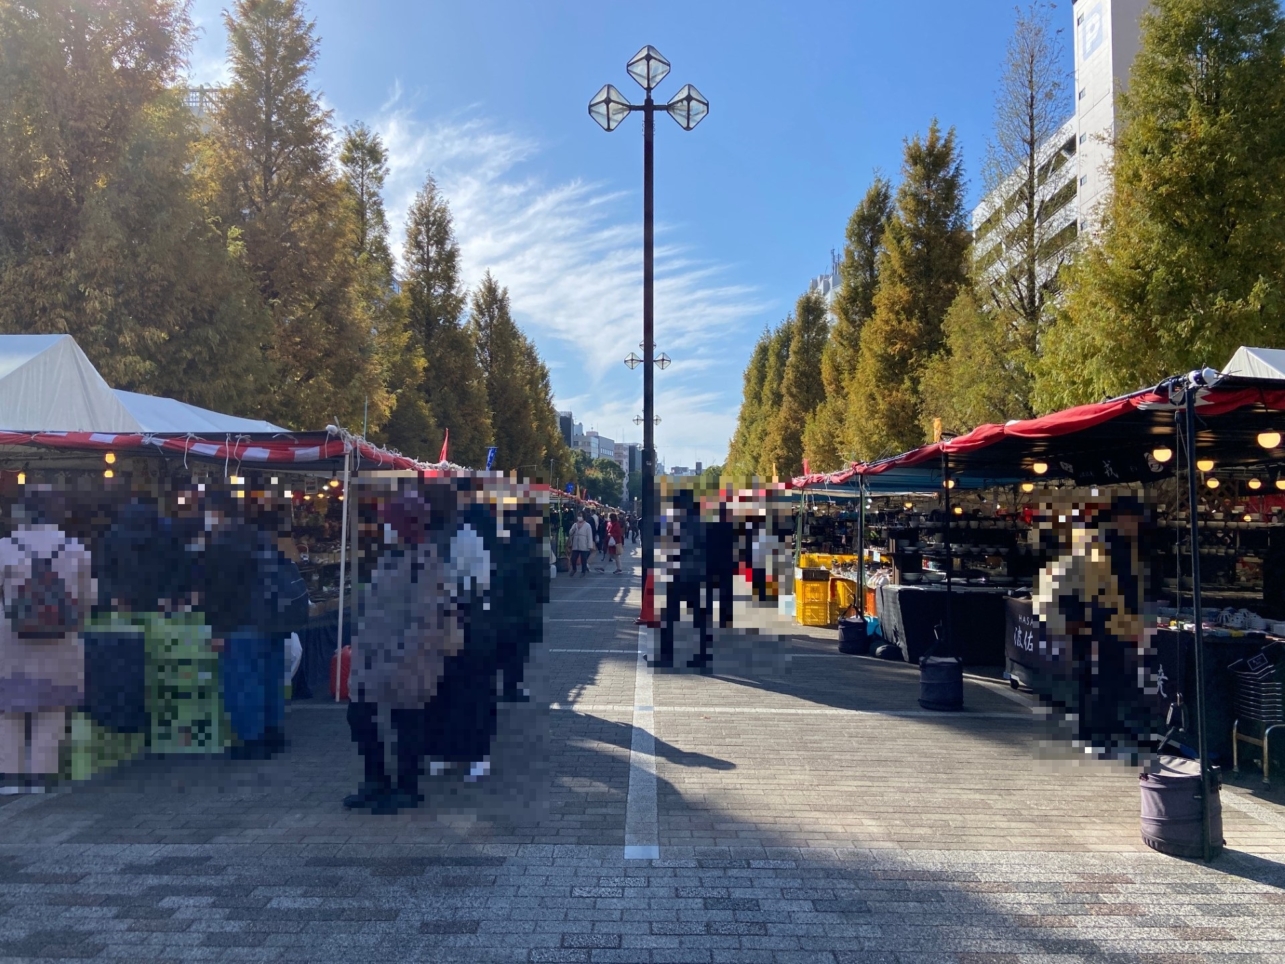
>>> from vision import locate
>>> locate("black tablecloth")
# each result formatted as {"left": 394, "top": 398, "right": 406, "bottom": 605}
{"left": 875, "top": 585, "right": 1007, "bottom": 665}
{"left": 82, "top": 630, "right": 147, "bottom": 733}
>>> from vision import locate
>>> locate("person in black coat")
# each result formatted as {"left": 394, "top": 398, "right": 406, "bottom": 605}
{"left": 698, "top": 500, "right": 735, "bottom": 669}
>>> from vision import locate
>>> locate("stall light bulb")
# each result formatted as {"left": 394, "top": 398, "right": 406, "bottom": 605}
{"left": 1249, "top": 478, "right": 1263, "bottom": 490}
{"left": 1244, "top": 514, "right": 1253, "bottom": 522}
{"left": 903, "top": 501, "right": 913, "bottom": 510}
{"left": 16, "top": 472, "right": 24, "bottom": 485}
{"left": 329, "top": 478, "right": 340, "bottom": 488}
{"left": 104, "top": 452, "right": 116, "bottom": 465}
{"left": 231, "top": 475, "right": 244, "bottom": 486}
{"left": 283, "top": 489, "right": 293, "bottom": 499}
{"left": 1032, "top": 461, "right": 1049, "bottom": 475}
{"left": 944, "top": 479, "right": 956, "bottom": 489}
{"left": 1152, "top": 446, "right": 1173, "bottom": 463}
{"left": 103, "top": 469, "right": 114, "bottom": 479}
{"left": 1258, "top": 431, "right": 1282, "bottom": 449}
{"left": 1276, "top": 479, "right": 1285, "bottom": 491}
{"left": 1206, "top": 477, "right": 1220, "bottom": 489}
{"left": 953, "top": 506, "right": 963, "bottom": 515}
{"left": 1196, "top": 459, "right": 1215, "bottom": 472}
{"left": 1020, "top": 482, "right": 1034, "bottom": 493}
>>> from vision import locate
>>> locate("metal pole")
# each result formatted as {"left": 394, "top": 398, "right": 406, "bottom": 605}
{"left": 641, "top": 91, "right": 657, "bottom": 619}
{"left": 1183, "top": 385, "right": 1215, "bottom": 860}
{"left": 943, "top": 455, "right": 953, "bottom": 657}
{"left": 334, "top": 446, "right": 352, "bottom": 702}
{"left": 857, "top": 479, "right": 866, "bottom": 617}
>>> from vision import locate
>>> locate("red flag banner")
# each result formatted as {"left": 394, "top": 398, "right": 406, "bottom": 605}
{"left": 440, "top": 428, "right": 449, "bottom": 463}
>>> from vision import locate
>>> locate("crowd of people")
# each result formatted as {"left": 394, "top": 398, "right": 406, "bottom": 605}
{"left": 562, "top": 504, "right": 636, "bottom": 576}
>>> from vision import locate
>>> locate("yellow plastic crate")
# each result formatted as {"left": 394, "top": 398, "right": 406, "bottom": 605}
{"left": 794, "top": 577, "right": 830, "bottom": 606}
{"left": 798, "top": 598, "right": 835, "bottom": 627}
{"left": 798, "top": 553, "right": 859, "bottom": 570}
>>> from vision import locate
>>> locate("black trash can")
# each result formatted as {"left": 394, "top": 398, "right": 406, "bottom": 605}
{"left": 918, "top": 656, "right": 963, "bottom": 711}
{"left": 838, "top": 616, "right": 867, "bottom": 655}
{"left": 1139, "top": 755, "right": 1224, "bottom": 858}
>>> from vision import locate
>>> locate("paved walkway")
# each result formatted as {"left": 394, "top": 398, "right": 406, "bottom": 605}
{"left": 0, "top": 545, "right": 1283, "bottom": 961}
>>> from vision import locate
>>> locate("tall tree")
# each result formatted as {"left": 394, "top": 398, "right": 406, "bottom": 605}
{"left": 0, "top": 0, "right": 270, "bottom": 410}
{"left": 398, "top": 175, "right": 491, "bottom": 466}
{"left": 919, "top": 287, "right": 1032, "bottom": 435}
{"left": 849, "top": 122, "right": 970, "bottom": 460}
{"left": 339, "top": 121, "right": 413, "bottom": 437}
{"left": 469, "top": 272, "right": 539, "bottom": 471}
{"left": 803, "top": 177, "right": 895, "bottom": 472}
{"left": 753, "top": 317, "right": 795, "bottom": 478}
{"left": 832, "top": 177, "right": 895, "bottom": 379}
{"left": 1036, "top": 0, "right": 1285, "bottom": 410}
{"left": 201, "top": 0, "right": 382, "bottom": 430}
{"left": 979, "top": 1, "right": 1071, "bottom": 348}
{"left": 726, "top": 330, "right": 771, "bottom": 477}
{"left": 848, "top": 120, "right": 966, "bottom": 460}
{"left": 763, "top": 291, "right": 829, "bottom": 478}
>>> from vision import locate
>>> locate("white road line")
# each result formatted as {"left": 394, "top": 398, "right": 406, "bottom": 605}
{"left": 624, "top": 647, "right": 660, "bottom": 861}
{"left": 548, "top": 648, "right": 636, "bottom": 653}
{"left": 554, "top": 703, "right": 1029, "bottom": 719}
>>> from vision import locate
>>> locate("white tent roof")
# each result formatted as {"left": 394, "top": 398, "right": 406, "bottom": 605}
{"left": 1223, "top": 346, "right": 1285, "bottom": 380}
{"left": 0, "top": 334, "right": 285, "bottom": 434}
{"left": 113, "top": 390, "right": 284, "bottom": 434}
{"left": 0, "top": 335, "right": 142, "bottom": 432}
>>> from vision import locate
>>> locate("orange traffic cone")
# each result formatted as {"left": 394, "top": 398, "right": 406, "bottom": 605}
{"left": 638, "top": 569, "right": 658, "bottom": 626}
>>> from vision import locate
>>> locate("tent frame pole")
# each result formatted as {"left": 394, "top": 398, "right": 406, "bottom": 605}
{"left": 857, "top": 478, "right": 865, "bottom": 617}
{"left": 1183, "top": 384, "right": 1215, "bottom": 861}
{"left": 942, "top": 453, "right": 953, "bottom": 658}
{"left": 334, "top": 446, "right": 352, "bottom": 703}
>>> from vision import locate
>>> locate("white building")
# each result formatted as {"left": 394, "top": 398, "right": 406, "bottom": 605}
{"left": 971, "top": 0, "right": 1147, "bottom": 281}
{"left": 1073, "top": 0, "right": 1147, "bottom": 234}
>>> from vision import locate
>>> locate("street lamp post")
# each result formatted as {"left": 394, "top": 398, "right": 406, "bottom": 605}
{"left": 590, "top": 47, "right": 708, "bottom": 625}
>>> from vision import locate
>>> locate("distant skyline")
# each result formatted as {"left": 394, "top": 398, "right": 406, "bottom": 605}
{"left": 187, "top": 1, "right": 1074, "bottom": 468}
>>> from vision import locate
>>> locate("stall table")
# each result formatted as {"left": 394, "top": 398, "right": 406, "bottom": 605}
{"left": 875, "top": 584, "right": 1008, "bottom": 665}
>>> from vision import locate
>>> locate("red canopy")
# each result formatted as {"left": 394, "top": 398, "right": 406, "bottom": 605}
{"left": 794, "top": 377, "right": 1285, "bottom": 491}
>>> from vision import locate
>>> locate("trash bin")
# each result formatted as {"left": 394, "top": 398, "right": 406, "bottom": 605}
{"left": 838, "top": 616, "right": 867, "bottom": 655}
{"left": 918, "top": 656, "right": 963, "bottom": 711}
{"left": 1139, "top": 755, "right": 1224, "bottom": 858}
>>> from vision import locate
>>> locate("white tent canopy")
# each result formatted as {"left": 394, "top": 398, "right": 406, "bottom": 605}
{"left": 0, "top": 334, "right": 284, "bottom": 434}
{"left": 114, "top": 390, "right": 283, "bottom": 435}
{"left": 1223, "top": 346, "right": 1285, "bottom": 381}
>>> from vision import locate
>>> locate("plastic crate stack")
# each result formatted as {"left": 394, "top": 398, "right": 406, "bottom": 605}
{"left": 1232, "top": 645, "right": 1285, "bottom": 785}
{"left": 146, "top": 613, "right": 225, "bottom": 754}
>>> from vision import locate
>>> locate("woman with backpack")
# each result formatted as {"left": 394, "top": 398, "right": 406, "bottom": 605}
{"left": 0, "top": 494, "right": 94, "bottom": 795}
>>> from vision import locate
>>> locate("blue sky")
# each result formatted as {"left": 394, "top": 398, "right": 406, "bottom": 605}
{"left": 187, "top": 1, "right": 1074, "bottom": 469}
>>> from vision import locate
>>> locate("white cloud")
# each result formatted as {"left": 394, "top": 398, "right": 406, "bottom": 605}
{"left": 371, "top": 88, "right": 766, "bottom": 465}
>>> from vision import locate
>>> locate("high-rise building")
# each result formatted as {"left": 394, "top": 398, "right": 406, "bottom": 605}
{"left": 558, "top": 411, "right": 575, "bottom": 449}
{"left": 971, "top": 1, "right": 1146, "bottom": 283}
{"left": 1073, "top": 0, "right": 1147, "bottom": 234}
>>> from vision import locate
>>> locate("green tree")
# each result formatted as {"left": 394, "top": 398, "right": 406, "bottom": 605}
{"left": 850, "top": 121, "right": 970, "bottom": 459}
{"left": 803, "top": 177, "right": 895, "bottom": 472}
{"left": 469, "top": 271, "right": 540, "bottom": 472}
{"left": 0, "top": 0, "right": 270, "bottom": 411}
{"left": 202, "top": 0, "right": 381, "bottom": 429}
{"left": 919, "top": 287, "right": 1032, "bottom": 435}
{"left": 726, "top": 329, "right": 771, "bottom": 476}
{"left": 755, "top": 319, "right": 794, "bottom": 478}
{"left": 763, "top": 291, "right": 829, "bottom": 478}
{"left": 338, "top": 121, "right": 410, "bottom": 437}
{"left": 1036, "top": 0, "right": 1285, "bottom": 410}
{"left": 398, "top": 175, "right": 491, "bottom": 466}
{"left": 519, "top": 336, "right": 573, "bottom": 483}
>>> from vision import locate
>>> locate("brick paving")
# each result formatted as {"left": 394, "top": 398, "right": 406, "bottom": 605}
{"left": 1, "top": 546, "right": 1283, "bottom": 961}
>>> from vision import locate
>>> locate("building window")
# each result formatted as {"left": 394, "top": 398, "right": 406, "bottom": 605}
{"left": 1079, "top": 132, "right": 1087, "bottom": 144}
{"left": 1078, "top": 88, "right": 1087, "bottom": 100}
{"left": 1079, "top": 175, "right": 1088, "bottom": 186}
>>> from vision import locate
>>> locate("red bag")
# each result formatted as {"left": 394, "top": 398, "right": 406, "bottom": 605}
{"left": 329, "top": 645, "right": 351, "bottom": 701}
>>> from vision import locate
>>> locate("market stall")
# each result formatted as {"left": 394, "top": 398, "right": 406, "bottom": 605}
{"left": 796, "top": 347, "right": 1285, "bottom": 859}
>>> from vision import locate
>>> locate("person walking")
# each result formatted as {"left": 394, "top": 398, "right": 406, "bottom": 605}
{"left": 568, "top": 510, "right": 593, "bottom": 576}
{"left": 607, "top": 512, "right": 624, "bottom": 574}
